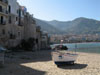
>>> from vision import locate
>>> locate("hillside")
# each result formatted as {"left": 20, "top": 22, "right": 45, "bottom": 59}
{"left": 35, "top": 19, "right": 64, "bottom": 34}
{"left": 35, "top": 17, "right": 100, "bottom": 35}
{"left": 46, "top": 20, "right": 72, "bottom": 31}
{"left": 47, "top": 17, "right": 100, "bottom": 34}
{"left": 66, "top": 17, "right": 100, "bottom": 34}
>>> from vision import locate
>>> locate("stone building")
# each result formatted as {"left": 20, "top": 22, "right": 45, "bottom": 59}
{"left": 36, "top": 26, "right": 42, "bottom": 50}
{"left": 7, "top": 0, "right": 27, "bottom": 47}
{"left": 41, "top": 31, "right": 49, "bottom": 50}
{"left": 24, "top": 12, "right": 36, "bottom": 40}
{"left": 7, "top": 0, "right": 37, "bottom": 48}
{"left": 0, "top": 0, "right": 8, "bottom": 46}
{"left": 7, "top": 0, "right": 19, "bottom": 47}
{"left": 0, "top": 0, "right": 49, "bottom": 50}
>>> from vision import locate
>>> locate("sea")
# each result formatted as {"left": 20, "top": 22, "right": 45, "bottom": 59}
{"left": 51, "top": 42, "right": 100, "bottom": 54}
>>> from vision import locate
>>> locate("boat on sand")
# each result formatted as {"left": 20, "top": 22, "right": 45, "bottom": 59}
{"left": 51, "top": 45, "right": 78, "bottom": 66}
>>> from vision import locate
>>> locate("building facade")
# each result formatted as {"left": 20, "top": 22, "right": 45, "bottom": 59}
{"left": 0, "top": 0, "right": 8, "bottom": 46}
{"left": 36, "top": 26, "right": 42, "bottom": 50}
{"left": 7, "top": 0, "right": 26, "bottom": 47}
{"left": 0, "top": 0, "right": 49, "bottom": 50}
{"left": 24, "top": 12, "right": 36, "bottom": 40}
{"left": 41, "top": 31, "right": 49, "bottom": 50}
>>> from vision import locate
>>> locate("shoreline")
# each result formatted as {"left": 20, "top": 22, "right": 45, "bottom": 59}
{"left": 51, "top": 42, "right": 100, "bottom": 54}
{"left": 51, "top": 42, "right": 100, "bottom": 45}
{"left": 76, "top": 51, "right": 100, "bottom": 55}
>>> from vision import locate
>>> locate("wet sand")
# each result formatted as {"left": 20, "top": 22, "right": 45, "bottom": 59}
{"left": 0, "top": 50, "right": 100, "bottom": 75}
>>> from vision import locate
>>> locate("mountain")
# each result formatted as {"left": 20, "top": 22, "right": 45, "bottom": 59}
{"left": 66, "top": 17, "right": 100, "bottom": 34}
{"left": 35, "top": 17, "right": 100, "bottom": 35}
{"left": 46, "top": 20, "right": 72, "bottom": 31}
{"left": 35, "top": 19, "right": 64, "bottom": 34}
{"left": 47, "top": 17, "right": 100, "bottom": 34}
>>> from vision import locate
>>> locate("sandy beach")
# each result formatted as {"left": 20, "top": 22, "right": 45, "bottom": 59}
{"left": 0, "top": 50, "right": 100, "bottom": 75}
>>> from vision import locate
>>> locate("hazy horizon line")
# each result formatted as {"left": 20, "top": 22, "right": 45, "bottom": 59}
{"left": 34, "top": 16, "right": 100, "bottom": 22}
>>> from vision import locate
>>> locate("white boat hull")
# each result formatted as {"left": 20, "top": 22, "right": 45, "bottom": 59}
{"left": 52, "top": 51, "right": 78, "bottom": 65}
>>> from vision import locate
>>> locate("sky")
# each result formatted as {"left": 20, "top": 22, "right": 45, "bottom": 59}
{"left": 17, "top": 0, "right": 100, "bottom": 21}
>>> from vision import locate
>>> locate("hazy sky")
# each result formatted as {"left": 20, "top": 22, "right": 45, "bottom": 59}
{"left": 17, "top": 0, "right": 100, "bottom": 21}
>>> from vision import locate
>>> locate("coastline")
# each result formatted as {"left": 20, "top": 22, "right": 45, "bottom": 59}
{"left": 76, "top": 51, "right": 100, "bottom": 55}
{"left": 52, "top": 42, "right": 100, "bottom": 45}
{"left": 51, "top": 42, "right": 100, "bottom": 54}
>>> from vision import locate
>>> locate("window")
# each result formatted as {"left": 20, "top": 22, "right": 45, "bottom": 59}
{"left": 16, "top": 17, "right": 18, "bottom": 21}
{"left": 36, "top": 39, "right": 38, "bottom": 44}
{"left": 18, "top": 32, "right": 20, "bottom": 36}
{"left": 9, "top": 16, "right": 11, "bottom": 24}
{"left": 2, "top": 29, "right": 5, "bottom": 35}
{"left": 22, "top": 11, "right": 24, "bottom": 15}
{"left": 0, "top": 16, "right": 3, "bottom": 24}
{"left": 8, "top": 5, "right": 11, "bottom": 13}
{"left": 17, "top": 9, "right": 19, "bottom": 14}
{"left": 0, "top": 6, "right": 2, "bottom": 12}
{"left": 9, "top": 34, "right": 16, "bottom": 39}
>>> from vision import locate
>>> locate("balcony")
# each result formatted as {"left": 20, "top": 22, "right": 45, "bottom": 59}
{"left": 0, "top": 0, "right": 8, "bottom": 5}
{"left": 0, "top": 20, "right": 6, "bottom": 25}
{"left": 9, "top": 34, "right": 16, "bottom": 39}
{"left": 18, "top": 21, "right": 24, "bottom": 26}
{"left": 0, "top": 8, "right": 8, "bottom": 16}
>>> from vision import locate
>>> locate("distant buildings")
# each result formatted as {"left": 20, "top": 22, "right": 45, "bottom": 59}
{"left": 0, "top": 0, "right": 50, "bottom": 50}
{"left": 50, "top": 34, "right": 100, "bottom": 43}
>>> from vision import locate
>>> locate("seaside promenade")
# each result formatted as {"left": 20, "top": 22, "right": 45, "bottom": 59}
{"left": 0, "top": 50, "right": 100, "bottom": 75}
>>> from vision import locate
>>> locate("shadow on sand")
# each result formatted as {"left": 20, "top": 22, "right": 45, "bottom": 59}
{"left": 0, "top": 50, "right": 88, "bottom": 75}
{"left": 0, "top": 50, "right": 52, "bottom": 75}
{"left": 57, "top": 63, "right": 88, "bottom": 69}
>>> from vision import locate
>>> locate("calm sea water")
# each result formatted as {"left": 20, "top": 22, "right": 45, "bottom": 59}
{"left": 51, "top": 42, "right": 100, "bottom": 54}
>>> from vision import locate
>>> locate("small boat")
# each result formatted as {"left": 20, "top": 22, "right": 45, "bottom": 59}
{"left": 51, "top": 45, "right": 78, "bottom": 66}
